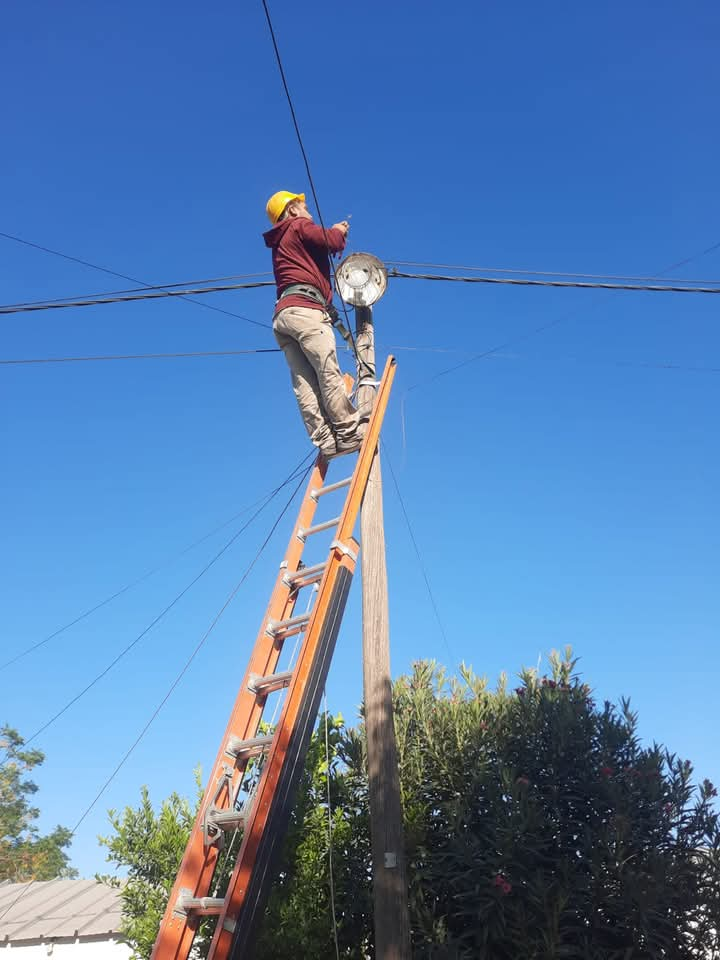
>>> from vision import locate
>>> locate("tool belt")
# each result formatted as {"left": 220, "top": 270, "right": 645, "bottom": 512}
{"left": 274, "top": 283, "right": 345, "bottom": 331}
{"left": 275, "top": 283, "right": 334, "bottom": 315}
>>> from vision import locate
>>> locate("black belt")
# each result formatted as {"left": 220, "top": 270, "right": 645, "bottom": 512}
{"left": 275, "top": 283, "right": 342, "bottom": 325}
{"left": 276, "top": 283, "right": 329, "bottom": 310}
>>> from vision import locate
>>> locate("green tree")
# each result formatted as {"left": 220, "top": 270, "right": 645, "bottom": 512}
{"left": 100, "top": 654, "right": 720, "bottom": 959}
{"left": 98, "top": 770, "right": 205, "bottom": 960}
{"left": 0, "top": 724, "right": 77, "bottom": 882}
{"left": 99, "top": 719, "right": 370, "bottom": 960}
{"left": 254, "top": 714, "right": 373, "bottom": 959}
{"left": 395, "top": 652, "right": 720, "bottom": 959}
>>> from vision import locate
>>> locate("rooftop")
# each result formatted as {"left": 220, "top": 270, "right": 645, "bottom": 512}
{"left": 0, "top": 878, "right": 123, "bottom": 942}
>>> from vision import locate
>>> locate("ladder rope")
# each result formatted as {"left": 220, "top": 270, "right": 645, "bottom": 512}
{"left": 324, "top": 691, "right": 341, "bottom": 960}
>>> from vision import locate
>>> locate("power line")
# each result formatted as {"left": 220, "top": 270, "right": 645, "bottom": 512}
{"left": 0, "top": 881, "right": 36, "bottom": 927}
{"left": 6, "top": 272, "right": 273, "bottom": 310}
{"left": 0, "top": 456, "right": 311, "bottom": 674}
{"left": 0, "top": 464, "right": 312, "bottom": 926}
{"left": 0, "top": 451, "right": 314, "bottom": 762}
{"left": 384, "top": 259, "right": 720, "bottom": 286}
{"left": 389, "top": 269, "right": 720, "bottom": 295}
{"left": 0, "top": 230, "right": 271, "bottom": 329}
{"left": 394, "top": 345, "right": 720, "bottom": 375}
{"left": 0, "top": 348, "right": 281, "bottom": 366}
{"left": 402, "top": 239, "right": 720, "bottom": 394}
{"left": 659, "top": 240, "right": 720, "bottom": 275}
{"left": 12, "top": 255, "right": 720, "bottom": 312}
{"left": 69, "top": 462, "right": 312, "bottom": 835}
{"left": 381, "top": 440, "right": 455, "bottom": 664}
{"left": 6, "top": 345, "right": 715, "bottom": 375}
{"left": 0, "top": 279, "right": 275, "bottom": 316}
{"left": 258, "top": 0, "right": 366, "bottom": 371}
{"left": 0, "top": 230, "right": 154, "bottom": 282}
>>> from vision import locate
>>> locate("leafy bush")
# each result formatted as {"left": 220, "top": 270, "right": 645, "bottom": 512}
{"left": 101, "top": 652, "right": 720, "bottom": 959}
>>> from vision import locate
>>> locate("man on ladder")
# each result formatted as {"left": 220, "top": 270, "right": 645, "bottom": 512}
{"left": 264, "top": 190, "right": 365, "bottom": 459}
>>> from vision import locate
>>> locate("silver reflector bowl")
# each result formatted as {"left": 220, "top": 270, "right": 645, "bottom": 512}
{"left": 335, "top": 253, "right": 388, "bottom": 307}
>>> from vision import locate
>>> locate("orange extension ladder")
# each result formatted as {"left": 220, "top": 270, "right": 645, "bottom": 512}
{"left": 151, "top": 355, "right": 396, "bottom": 960}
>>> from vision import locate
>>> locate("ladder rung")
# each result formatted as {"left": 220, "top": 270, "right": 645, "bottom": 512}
{"left": 206, "top": 807, "right": 246, "bottom": 832}
{"left": 297, "top": 515, "right": 342, "bottom": 542}
{"left": 266, "top": 612, "right": 310, "bottom": 638}
{"left": 176, "top": 892, "right": 225, "bottom": 917}
{"left": 310, "top": 476, "right": 352, "bottom": 502}
{"left": 203, "top": 797, "right": 251, "bottom": 849}
{"left": 283, "top": 561, "right": 327, "bottom": 588}
{"left": 248, "top": 670, "right": 294, "bottom": 696}
{"left": 225, "top": 733, "right": 274, "bottom": 759}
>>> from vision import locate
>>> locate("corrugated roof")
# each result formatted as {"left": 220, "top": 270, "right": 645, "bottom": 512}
{"left": 0, "top": 878, "right": 124, "bottom": 942}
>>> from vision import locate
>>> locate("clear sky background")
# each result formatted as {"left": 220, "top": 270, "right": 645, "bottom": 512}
{"left": 1, "top": 0, "right": 718, "bottom": 879}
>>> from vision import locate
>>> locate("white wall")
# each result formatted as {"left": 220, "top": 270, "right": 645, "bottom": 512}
{"left": 1, "top": 936, "right": 132, "bottom": 958}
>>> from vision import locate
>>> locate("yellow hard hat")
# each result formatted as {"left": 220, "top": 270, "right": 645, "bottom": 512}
{"left": 266, "top": 190, "right": 305, "bottom": 224}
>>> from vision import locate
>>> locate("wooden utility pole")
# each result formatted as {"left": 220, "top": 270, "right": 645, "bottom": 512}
{"left": 355, "top": 306, "right": 411, "bottom": 959}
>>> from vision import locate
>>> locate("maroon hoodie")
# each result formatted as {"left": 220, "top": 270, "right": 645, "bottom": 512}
{"left": 263, "top": 217, "right": 346, "bottom": 312}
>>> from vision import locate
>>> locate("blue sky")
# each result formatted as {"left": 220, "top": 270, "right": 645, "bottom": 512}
{"left": 1, "top": 0, "right": 718, "bottom": 878}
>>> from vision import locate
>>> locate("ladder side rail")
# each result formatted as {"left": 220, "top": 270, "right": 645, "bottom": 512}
{"left": 209, "top": 356, "right": 397, "bottom": 958}
{"left": 210, "top": 548, "right": 358, "bottom": 959}
{"left": 151, "top": 457, "right": 328, "bottom": 960}
{"left": 336, "top": 355, "right": 396, "bottom": 546}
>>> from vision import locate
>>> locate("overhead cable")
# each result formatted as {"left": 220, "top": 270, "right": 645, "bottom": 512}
{"left": 0, "top": 463, "right": 312, "bottom": 926}
{"left": 385, "top": 259, "right": 720, "bottom": 285}
{"left": 403, "top": 239, "right": 720, "bottom": 393}
{"left": 660, "top": 239, "right": 720, "bottom": 274}
{"left": 259, "top": 0, "right": 366, "bottom": 372}
{"left": 0, "top": 230, "right": 159, "bottom": 283}
{"left": 0, "top": 230, "right": 271, "bottom": 329}
{"left": 6, "top": 268, "right": 719, "bottom": 321}
{"left": 69, "top": 461, "right": 313, "bottom": 835}
{"left": 1, "top": 348, "right": 281, "bottom": 366}
{"left": 389, "top": 270, "right": 720, "bottom": 295}
{"left": 0, "top": 451, "right": 315, "bottom": 761}
{"left": 0, "top": 455, "right": 310, "bottom": 673}
{"left": 381, "top": 440, "right": 455, "bottom": 663}
{"left": 0, "top": 279, "right": 275, "bottom": 316}
{"left": 7, "top": 272, "right": 273, "bottom": 310}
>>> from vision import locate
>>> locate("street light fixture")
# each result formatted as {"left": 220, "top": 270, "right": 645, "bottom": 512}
{"left": 335, "top": 252, "right": 387, "bottom": 307}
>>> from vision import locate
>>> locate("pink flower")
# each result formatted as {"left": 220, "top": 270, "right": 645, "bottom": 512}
{"left": 516, "top": 776, "right": 530, "bottom": 788}
{"left": 493, "top": 874, "right": 512, "bottom": 895}
{"left": 704, "top": 780, "right": 718, "bottom": 798}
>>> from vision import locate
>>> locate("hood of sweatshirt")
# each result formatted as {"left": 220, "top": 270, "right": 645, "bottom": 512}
{"left": 263, "top": 217, "right": 294, "bottom": 249}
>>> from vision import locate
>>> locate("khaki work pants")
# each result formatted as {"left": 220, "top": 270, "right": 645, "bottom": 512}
{"left": 273, "top": 305, "right": 360, "bottom": 449}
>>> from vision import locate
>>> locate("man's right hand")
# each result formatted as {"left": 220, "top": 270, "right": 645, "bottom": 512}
{"left": 332, "top": 220, "right": 350, "bottom": 237}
